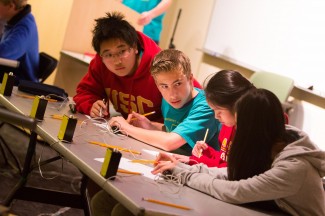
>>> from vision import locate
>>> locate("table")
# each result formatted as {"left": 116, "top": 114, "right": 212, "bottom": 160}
{"left": 53, "top": 50, "right": 92, "bottom": 96}
{"left": 0, "top": 90, "right": 91, "bottom": 215}
{"left": 0, "top": 88, "right": 286, "bottom": 216}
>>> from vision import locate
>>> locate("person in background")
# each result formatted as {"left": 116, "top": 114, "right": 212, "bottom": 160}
{"left": 73, "top": 11, "right": 162, "bottom": 121}
{"left": 0, "top": 0, "right": 39, "bottom": 83}
{"left": 120, "top": 0, "right": 172, "bottom": 44}
{"left": 173, "top": 70, "right": 255, "bottom": 167}
{"left": 153, "top": 88, "right": 325, "bottom": 215}
{"left": 110, "top": 49, "right": 221, "bottom": 156}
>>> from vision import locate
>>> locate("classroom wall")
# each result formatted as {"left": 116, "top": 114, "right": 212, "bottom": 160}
{"left": 29, "top": 0, "right": 73, "bottom": 84}
{"left": 159, "top": 0, "right": 215, "bottom": 78}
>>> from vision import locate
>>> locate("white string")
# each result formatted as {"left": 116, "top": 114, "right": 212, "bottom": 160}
{"left": 72, "top": 116, "right": 143, "bottom": 160}
{"left": 45, "top": 94, "right": 69, "bottom": 111}
{"left": 37, "top": 207, "right": 71, "bottom": 216}
{"left": 37, "top": 144, "right": 63, "bottom": 180}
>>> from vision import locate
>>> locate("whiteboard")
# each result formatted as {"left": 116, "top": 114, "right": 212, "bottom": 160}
{"left": 203, "top": 0, "right": 325, "bottom": 93}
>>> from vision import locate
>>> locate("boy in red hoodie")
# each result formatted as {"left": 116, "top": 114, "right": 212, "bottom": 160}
{"left": 73, "top": 12, "right": 162, "bottom": 121}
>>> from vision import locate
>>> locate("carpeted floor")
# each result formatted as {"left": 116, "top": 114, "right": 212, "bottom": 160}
{"left": 0, "top": 123, "right": 85, "bottom": 216}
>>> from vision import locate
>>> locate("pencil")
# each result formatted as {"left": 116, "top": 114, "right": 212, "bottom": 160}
{"left": 142, "top": 198, "right": 191, "bottom": 210}
{"left": 88, "top": 140, "right": 141, "bottom": 155}
{"left": 15, "top": 93, "right": 57, "bottom": 102}
{"left": 203, "top": 128, "right": 209, "bottom": 142}
{"left": 50, "top": 114, "right": 82, "bottom": 123}
{"left": 117, "top": 169, "right": 142, "bottom": 175}
{"left": 130, "top": 159, "right": 156, "bottom": 164}
{"left": 15, "top": 93, "right": 35, "bottom": 99}
{"left": 45, "top": 98, "right": 58, "bottom": 102}
{"left": 130, "top": 111, "right": 155, "bottom": 121}
{"left": 99, "top": 98, "right": 106, "bottom": 117}
{"left": 198, "top": 128, "right": 209, "bottom": 158}
{"left": 51, "top": 114, "right": 64, "bottom": 120}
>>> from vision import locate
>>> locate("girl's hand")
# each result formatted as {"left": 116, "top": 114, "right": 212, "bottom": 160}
{"left": 192, "top": 141, "right": 208, "bottom": 157}
{"left": 173, "top": 154, "right": 190, "bottom": 164}
{"left": 155, "top": 152, "right": 174, "bottom": 163}
{"left": 152, "top": 154, "right": 178, "bottom": 176}
{"left": 152, "top": 152, "right": 178, "bottom": 175}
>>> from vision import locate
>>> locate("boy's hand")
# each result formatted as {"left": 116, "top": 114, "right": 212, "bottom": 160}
{"left": 90, "top": 100, "right": 108, "bottom": 118}
{"left": 109, "top": 116, "right": 130, "bottom": 133}
{"left": 127, "top": 111, "right": 153, "bottom": 129}
{"left": 192, "top": 141, "right": 208, "bottom": 158}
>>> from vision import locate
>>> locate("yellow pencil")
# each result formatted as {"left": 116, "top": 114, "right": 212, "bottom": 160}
{"left": 117, "top": 169, "right": 142, "bottom": 175}
{"left": 45, "top": 98, "right": 58, "bottom": 102}
{"left": 142, "top": 198, "right": 192, "bottom": 210}
{"left": 15, "top": 93, "right": 58, "bottom": 102}
{"left": 50, "top": 114, "right": 82, "bottom": 123}
{"left": 130, "top": 111, "right": 155, "bottom": 121}
{"left": 198, "top": 128, "right": 209, "bottom": 158}
{"left": 88, "top": 141, "right": 141, "bottom": 155}
{"left": 15, "top": 93, "right": 35, "bottom": 100}
{"left": 130, "top": 159, "right": 156, "bottom": 164}
{"left": 51, "top": 114, "right": 64, "bottom": 120}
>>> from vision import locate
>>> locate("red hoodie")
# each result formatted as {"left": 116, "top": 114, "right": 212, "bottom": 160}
{"left": 189, "top": 125, "right": 235, "bottom": 167}
{"left": 73, "top": 32, "right": 162, "bottom": 121}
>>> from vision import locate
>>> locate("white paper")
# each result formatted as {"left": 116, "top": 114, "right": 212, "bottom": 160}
{"left": 94, "top": 157, "right": 156, "bottom": 180}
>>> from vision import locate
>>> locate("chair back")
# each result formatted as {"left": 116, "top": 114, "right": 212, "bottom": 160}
{"left": 250, "top": 71, "right": 294, "bottom": 103}
{"left": 38, "top": 52, "right": 58, "bottom": 83}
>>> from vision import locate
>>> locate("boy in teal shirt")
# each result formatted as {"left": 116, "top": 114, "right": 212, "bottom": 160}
{"left": 110, "top": 49, "right": 221, "bottom": 155}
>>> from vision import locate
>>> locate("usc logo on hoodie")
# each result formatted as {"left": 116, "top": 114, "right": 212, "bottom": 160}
{"left": 106, "top": 88, "right": 154, "bottom": 114}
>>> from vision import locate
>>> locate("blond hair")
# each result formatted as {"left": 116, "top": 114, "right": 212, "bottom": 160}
{"left": 150, "top": 49, "right": 192, "bottom": 79}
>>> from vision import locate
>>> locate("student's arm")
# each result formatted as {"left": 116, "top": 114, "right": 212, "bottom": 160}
{"left": 110, "top": 116, "right": 186, "bottom": 151}
{"left": 137, "top": 0, "right": 172, "bottom": 25}
{"left": 153, "top": 154, "right": 228, "bottom": 178}
{"left": 172, "top": 158, "right": 307, "bottom": 204}
{"left": 73, "top": 56, "right": 106, "bottom": 115}
{"left": 0, "top": 23, "right": 33, "bottom": 58}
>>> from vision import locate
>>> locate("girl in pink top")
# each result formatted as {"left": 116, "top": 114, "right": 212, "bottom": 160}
{"left": 173, "top": 70, "right": 255, "bottom": 167}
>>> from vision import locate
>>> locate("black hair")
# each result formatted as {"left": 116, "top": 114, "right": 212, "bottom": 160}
{"left": 227, "top": 88, "right": 286, "bottom": 181}
{"left": 92, "top": 11, "right": 141, "bottom": 54}
{"left": 204, "top": 70, "right": 255, "bottom": 113}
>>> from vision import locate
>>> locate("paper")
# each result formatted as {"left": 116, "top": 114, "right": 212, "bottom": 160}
{"left": 95, "top": 157, "right": 156, "bottom": 180}
{"left": 142, "top": 149, "right": 160, "bottom": 157}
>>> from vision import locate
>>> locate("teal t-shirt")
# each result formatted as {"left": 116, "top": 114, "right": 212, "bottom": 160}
{"left": 161, "top": 88, "right": 221, "bottom": 155}
{"left": 123, "top": 0, "right": 165, "bottom": 42}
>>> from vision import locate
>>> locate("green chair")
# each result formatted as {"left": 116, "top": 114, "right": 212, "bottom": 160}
{"left": 249, "top": 71, "right": 294, "bottom": 104}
